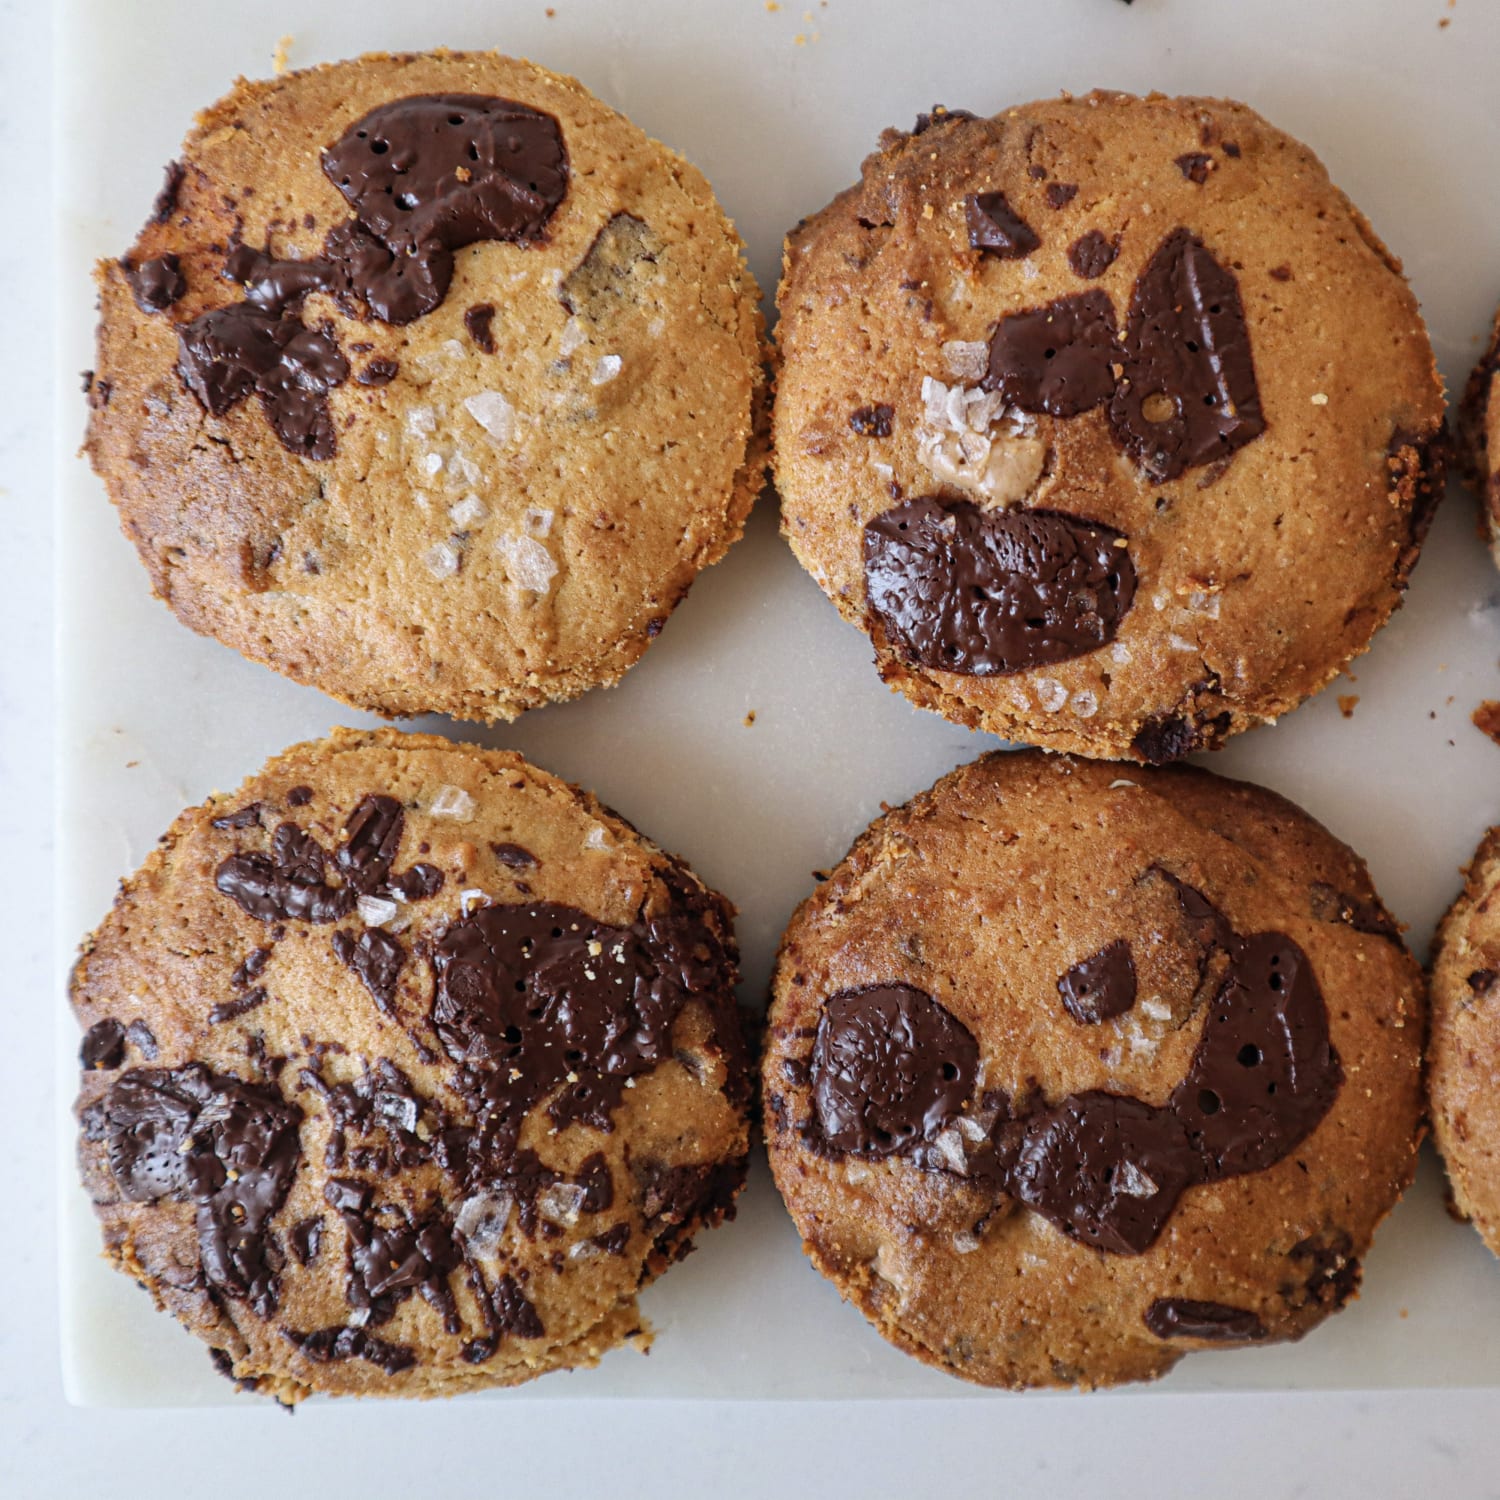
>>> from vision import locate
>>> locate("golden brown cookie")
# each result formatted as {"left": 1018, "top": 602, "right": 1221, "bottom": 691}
{"left": 72, "top": 728, "right": 752, "bottom": 1401}
{"left": 1429, "top": 826, "right": 1500, "bottom": 1254}
{"left": 763, "top": 751, "right": 1424, "bottom": 1389}
{"left": 1456, "top": 305, "right": 1500, "bottom": 562}
{"left": 773, "top": 93, "right": 1445, "bottom": 762}
{"left": 85, "top": 52, "right": 766, "bottom": 721}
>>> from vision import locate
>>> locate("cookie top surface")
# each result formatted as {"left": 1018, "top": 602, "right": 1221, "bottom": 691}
{"left": 1429, "top": 826, "right": 1500, "bottom": 1255}
{"left": 71, "top": 728, "right": 751, "bottom": 1401}
{"left": 773, "top": 92, "right": 1445, "bottom": 762}
{"left": 762, "top": 751, "right": 1423, "bottom": 1389}
{"left": 85, "top": 51, "right": 766, "bottom": 721}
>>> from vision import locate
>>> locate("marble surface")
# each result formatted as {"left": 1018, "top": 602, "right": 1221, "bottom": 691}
{"left": 8, "top": 0, "right": 1500, "bottom": 1491}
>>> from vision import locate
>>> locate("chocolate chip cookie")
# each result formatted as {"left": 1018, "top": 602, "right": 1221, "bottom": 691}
{"left": 763, "top": 751, "right": 1423, "bottom": 1389}
{"left": 1457, "top": 304, "right": 1500, "bottom": 562}
{"left": 71, "top": 728, "right": 751, "bottom": 1401}
{"left": 1428, "top": 826, "right": 1500, "bottom": 1256}
{"left": 773, "top": 93, "right": 1445, "bottom": 762}
{"left": 85, "top": 51, "right": 766, "bottom": 721}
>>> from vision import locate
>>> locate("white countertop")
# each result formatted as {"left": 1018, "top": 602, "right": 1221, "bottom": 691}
{"left": 7, "top": 0, "right": 1500, "bottom": 1491}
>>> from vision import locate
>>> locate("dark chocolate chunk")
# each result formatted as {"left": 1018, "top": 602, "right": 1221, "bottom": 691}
{"left": 592, "top": 1223, "right": 630, "bottom": 1255}
{"left": 558, "top": 212, "right": 658, "bottom": 319}
{"left": 335, "top": 795, "right": 406, "bottom": 895}
{"left": 356, "top": 357, "right": 399, "bottom": 386}
{"left": 490, "top": 1273, "right": 545, "bottom": 1339}
{"left": 575, "top": 1152, "right": 614, "bottom": 1213}
{"left": 1468, "top": 969, "right": 1499, "bottom": 997}
{"left": 124, "top": 253, "right": 186, "bottom": 314}
{"left": 464, "top": 303, "right": 498, "bottom": 353}
{"left": 232, "top": 947, "right": 272, "bottom": 988}
{"left": 809, "top": 984, "right": 979, "bottom": 1156}
{"left": 430, "top": 879, "right": 743, "bottom": 1156}
{"left": 332, "top": 927, "right": 406, "bottom": 1012}
{"left": 1175, "top": 152, "right": 1213, "bottom": 185}
{"left": 1068, "top": 229, "right": 1119, "bottom": 279}
{"left": 965, "top": 191, "right": 1040, "bottom": 258}
{"left": 150, "top": 159, "right": 186, "bottom": 224}
{"left": 984, "top": 289, "right": 1120, "bottom": 416}
{"left": 1045, "top": 182, "right": 1079, "bottom": 209}
{"left": 1057, "top": 939, "right": 1137, "bottom": 1024}
{"left": 1131, "top": 713, "right": 1201, "bottom": 765}
{"left": 1291, "top": 1231, "right": 1359, "bottom": 1308}
{"left": 286, "top": 785, "right": 314, "bottom": 807}
{"left": 863, "top": 497, "right": 1137, "bottom": 676}
{"left": 850, "top": 403, "right": 895, "bottom": 438}
{"left": 209, "top": 987, "right": 268, "bottom": 1026}
{"left": 290, "top": 1215, "right": 324, "bottom": 1266}
{"left": 1389, "top": 425, "right": 1448, "bottom": 591}
{"left": 283, "top": 1325, "right": 415, "bottom": 1375}
{"left": 212, "top": 802, "right": 265, "bottom": 831}
{"left": 911, "top": 106, "right": 979, "bottom": 136}
{"left": 1108, "top": 227, "right": 1266, "bottom": 481}
{"left": 95, "top": 1064, "right": 302, "bottom": 1314}
{"left": 490, "top": 842, "right": 538, "bottom": 869}
{"left": 1144, "top": 1298, "right": 1266, "bottom": 1341}
{"left": 321, "top": 94, "right": 568, "bottom": 325}
{"left": 217, "top": 821, "right": 352, "bottom": 925}
{"left": 1309, "top": 882, "right": 1401, "bottom": 943}
{"left": 81, "top": 1019, "right": 126, "bottom": 1071}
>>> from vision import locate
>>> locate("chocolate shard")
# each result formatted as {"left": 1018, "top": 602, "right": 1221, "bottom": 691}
{"left": 965, "top": 191, "right": 1040, "bottom": 258}
{"left": 1144, "top": 1298, "right": 1266, "bottom": 1341}
{"left": 1068, "top": 230, "right": 1119, "bottom": 280}
{"left": 863, "top": 497, "right": 1137, "bottom": 676}
{"left": 124, "top": 253, "right": 187, "bottom": 314}
{"left": 1108, "top": 227, "right": 1266, "bottom": 480}
{"left": 983, "top": 289, "right": 1120, "bottom": 417}
{"left": 1057, "top": 939, "right": 1137, "bottom": 1024}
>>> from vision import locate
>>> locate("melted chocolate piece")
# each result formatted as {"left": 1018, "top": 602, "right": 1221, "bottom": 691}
{"left": 209, "top": 988, "right": 268, "bottom": 1025}
{"left": 232, "top": 947, "right": 272, "bottom": 988}
{"left": 1175, "top": 153, "right": 1213, "bottom": 185}
{"left": 283, "top": 1325, "right": 415, "bottom": 1375}
{"left": 804, "top": 876, "right": 1342, "bottom": 1256}
{"left": 125, "top": 253, "right": 186, "bottom": 313}
{"left": 1144, "top": 1298, "right": 1266, "bottom": 1340}
{"left": 1045, "top": 182, "right": 1079, "bottom": 209}
{"left": 212, "top": 802, "right": 265, "bottom": 831}
{"left": 332, "top": 928, "right": 405, "bottom": 1012}
{"left": 125, "top": 1020, "right": 159, "bottom": 1060}
{"left": 965, "top": 191, "right": 1040, "bottom": 258}
{"left": 983, "top": 289, "right": 1120, "bottom": 417}
{"left": 217, "top": 821, "right": 352, "bottom": 924}
{"left": 490, "top": 842, "right": 538, "bottom": 869}
{"left": 1469, "top": 969, "right": 1498, "bottom": 997}
{"left": 341, "top": 1204, "right": 460, "bottom": 1326}
{"left": 850, "top": 404, "right": 895, "bottom": 438}
{"left": 1132, "top": 714, "right": 1199, "bottom": 766}
{"left": 911, "top": 106, "right": 978, "bottom": 135}
{"left": 290, "top": 1215, "right": 324, "bottom": 1266}
{"left": 592, "top": 1223, "right": 630, "bottom": 1255}
{"left": 1057, "top": 939, "right": 1137, "bottom": 1024}
{"left": 151, "top": 160, "right": 186, "bottom": 224}
{"left": 94, "top": 1064, "right": 302, "bottom": 1314}
{"left": 321, "top": 94, "right": 568, "bottom": 325}
{"left": 356, "top": 357, "right": 399, "bottom": 387}
{"left": 1068, "top": 229, "right": 1118, "bottom": 279}
{"left": 863, "top": 497, "right": 1137, "bottom": 676}
{"left": 491, "top": 1273, "right": 545, "bottom": 1338}
{"left": 1108, "top": 228, "right": 1266, "bottom": 480}
{"left": 81, "top": 1019, "right": 126, "bottom": 1070}
{"left": 286, "top": 785, "right": 314, "bottom": 807}
{"left": 1291, "top": 1231, "right": 1359, "bottom": 1308}
{"left": 464, "top": 303, "right": 498, "bottom": 353}
{"left": 431, "top": 880, "right": 742, "bottom": 1160}
{"left": 576, "top": 1152, "right": 614, "bottom": 1213}
{"left": 809, "top": 985, "right": 979, "bottom": 1156}
{"left": 335, "top": 795, "right": 406, "bottom": 894}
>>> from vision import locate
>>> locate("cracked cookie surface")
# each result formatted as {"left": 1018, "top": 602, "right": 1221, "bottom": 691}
{"left": 772, "top": 92, "right": 1444, "bottom": 761}
{"left": 763, "top": 751, "right": 1423, "bottom": 1389}
{"left": 86, "top": 51, "right": 766, "bottom": 721}
{"left": 72, "top": 728, "right": 752, "bottom": 1401}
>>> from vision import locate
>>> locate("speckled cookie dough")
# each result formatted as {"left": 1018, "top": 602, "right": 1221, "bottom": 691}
{"left": 85, "top": 51, "right": 767, "bottom": 721}
{"left": 763, "top": 751, "right": 1424, "bottom": 1389}
{"left": 1428, "top": 826, "right": 1500, "bottom": 1256}
{"left": 773, "top": 92, "right": 1445, "bottom": 762}
{"left": 72, "top": 728, "right": 752, "bottom": 1401}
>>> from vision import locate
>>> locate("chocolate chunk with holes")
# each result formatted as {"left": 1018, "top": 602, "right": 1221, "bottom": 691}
{"left": 984, "top": 290, "right": 1120, "bottom": 416}
{"left": 863, "top": 497, "right": 1136, "bottom": 676}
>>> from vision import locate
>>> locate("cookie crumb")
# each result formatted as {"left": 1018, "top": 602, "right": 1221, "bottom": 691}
{"left": 1473, "top": 700, "right": 1500, "bottom": 745}
{"left": 743, "top": 710, "right": 757, "bottom": 727}
{"left": 272, "top": 35, "right": 293, "bottom": 74}
{"left": 1338, "top": 695, "right": 1359, "bottom": 719}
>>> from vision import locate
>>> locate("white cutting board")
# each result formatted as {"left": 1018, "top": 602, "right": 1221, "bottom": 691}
{"left": 56, "top": 0, "right": 1500, "bottom": 1405}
